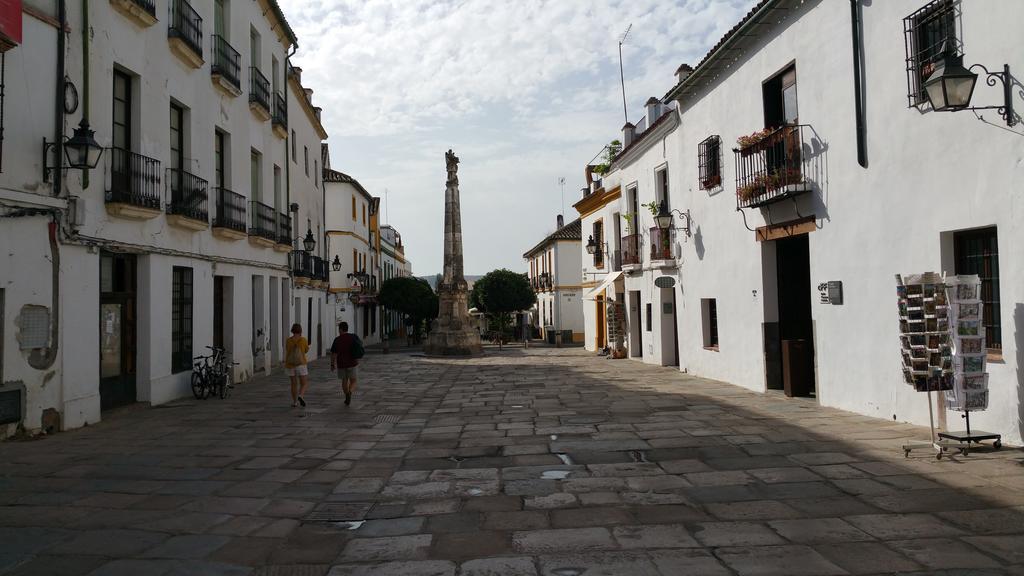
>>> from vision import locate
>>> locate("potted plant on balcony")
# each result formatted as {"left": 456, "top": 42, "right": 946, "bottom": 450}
{"left": 735, "top": 127, "right": 775, "bottom": 157}
{"left": 701, "top": 173, "right": 722, "bottom": 189}
{"left": 592, "top": 139, "right": 623, "bottom": 176}
{"left": 621, "top": 212, "right": 636, "bottom": 234}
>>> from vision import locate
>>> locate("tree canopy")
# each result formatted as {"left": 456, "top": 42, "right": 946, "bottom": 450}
{"left": 470, "top": 269, "right": 535, "bottom": 314}
{"left": 378, "top": 276, "right": 438, "bottom": 329}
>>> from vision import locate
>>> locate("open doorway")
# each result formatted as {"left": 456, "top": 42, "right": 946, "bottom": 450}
{"left": 766, "top": 234, "right": 816, "bottom": 397}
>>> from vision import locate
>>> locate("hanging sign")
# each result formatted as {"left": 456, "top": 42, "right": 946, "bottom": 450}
{"left": 0, "top": 0, "right": 22, "bottom": 51}
{"left": 654, "top": 276, "right": 675, "bottom": 288}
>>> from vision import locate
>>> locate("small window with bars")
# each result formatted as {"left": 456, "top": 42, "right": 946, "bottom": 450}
{"left": 171, "top": 266, "right": 194, "bottom": 373}
{"left": 593, "top": 220, "right": 604, "bottom": 268}
{"left": 698, "top": 135, "right": 722, "bottom": 190}
{"left": 954, "top": 227, "right": 1000, "bottom": 352}
{"left": 904, "top": 0, "right": 960, "bottom": 107}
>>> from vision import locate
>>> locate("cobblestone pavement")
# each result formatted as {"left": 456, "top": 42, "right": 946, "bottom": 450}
{"left": 2, "top": 347, "right": 1023, "bottom": 576}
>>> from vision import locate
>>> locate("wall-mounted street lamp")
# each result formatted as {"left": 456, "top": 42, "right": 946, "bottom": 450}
{"left": 585, "top": 235, "right": 599, "bottom": 255}
{"left": 654, "top": 200, "right": 693, "bottom": 237}
{"left": 302, "top": 227, "right": 316, "bottom": 253}
{"left": 43, "top": 119, "right": 104, "bottom": 181}
{"left": 331, "top": 255, "right": 343, "bottom": 272}
{"left": 924, "top": 46, "right": 1016, "bottom": 127}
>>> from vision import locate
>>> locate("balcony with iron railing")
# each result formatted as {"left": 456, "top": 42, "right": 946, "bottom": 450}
{"left": 734, "top": 124, "right": 815, "bottom": 210}
{"left": 167, "top": 0, "right": 203, "bottom": 67}
{"left": 106, "top": 148, "right": 162, "bottom": 217}
{"left": 272, "top": 92, "right": 288, "bottom": 137}
{"left": 249, "top": 67, "right": 271, "bottom": 120}
{"left": 212, "top": 187, "right": 246, "bottom": 239}
{"left": 649, "top": 227, "right": 675, "bottom": 267}
{"left": 210, "top": 34, "right": 241, "bottom": 96}
{"left": 249, "top": 200, "right": 277, "bottom": 245}
{"left": 277, "top": 212, "right": 292, "bottom": 247}
{"left": 166, "top": 168, "right": 208, "bottom": 228}
{"left": 291, "top": 250, "right": 314, "bottom": 279}
{"left": 111, "top": 0, "right": 157, "bottom": 26}
{"left": 621, "top": 234, "right": 641, "bottom": 270}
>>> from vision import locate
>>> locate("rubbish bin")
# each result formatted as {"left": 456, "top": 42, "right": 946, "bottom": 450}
{"left": 545, "top": 326, "right": 556, "bottom": 345}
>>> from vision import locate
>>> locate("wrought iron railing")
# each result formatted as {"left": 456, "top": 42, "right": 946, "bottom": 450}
{"left": 621, "top": 234, "right": 641, "bottom": 266}
{"left": 291, "top": 250, "right": 313, "bottom": 278}
{"left": 249, "top": 200, "right": 277, "bottom": 241}
{"left": 311, "top": 256, "right": 330, "bottom": 283}
{"left": 733, "top": 124, "right": 811, "bottom": 209}
{"left": 210, "top": 35, "right": 241, "bottom": 91}
{"left": 166, "top": 168, "right": 208, "bottom": 222}
{"left": 213, "top": 187, "right": 246, "bottom": 232}
{"left": 168, "top": 0, "right": 203, "bottom": 58}
{"left": 128, "top": 0, "right": 156, "bottom": 17}
{"left": 650, "top": 227, "right": 673, "bottom": 261}
{"left": 249, "top": 67, "right": 270, "bottom": 113}
{"left": 107, "top": 148, "right": 161, "bottom": 209}
{"left": 277, "top": 211, "right": 292, "bottom": 246}
{"left": 272, "top": 92, "right": 287, "bottom": 129}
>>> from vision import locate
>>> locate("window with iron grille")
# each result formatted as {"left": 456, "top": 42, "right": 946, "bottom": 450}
{"left": 172, "top": 266, "right": 193, "bottom": 373}
{"left": 698, "top": 135, "right": 722, "bottom": 190}
{"left": 904, "top": 0, "right": 960, "bottom": 107}
{"left": 702, "top": 298, "right": 719, "bottom": 349}
{"left": 954, "top": 227, "right": 1000, "bottom": 351}
{"left": 592, "top": 220, "right": 604, "bottom": 268}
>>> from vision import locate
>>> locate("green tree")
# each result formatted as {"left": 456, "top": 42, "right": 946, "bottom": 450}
{"left": 470, "top": 269, "right": 536, "bottom": 348}
{"left": 378, "top": 277, "right": 438, "bottom": 343}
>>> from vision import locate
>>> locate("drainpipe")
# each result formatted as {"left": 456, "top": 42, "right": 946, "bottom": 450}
{"left": 80, "top": 0, "right": 90, "bottom": 188}
{"left": 52, "top": 0, "right": 66, "bottom": 197}
{"left": 850, "top": 0, "right": 868, "bottom": 168}
{"left": 28, "top": 221, "right": 61, "bottom": 370}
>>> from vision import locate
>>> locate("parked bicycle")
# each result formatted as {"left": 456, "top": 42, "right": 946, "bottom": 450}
{"left": 191, "top": 346, "right": 237, "bottom": 400}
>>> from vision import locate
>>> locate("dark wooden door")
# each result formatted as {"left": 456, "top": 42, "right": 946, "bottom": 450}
{"left": 99, "top": 252, "right": 137, "bottom": 410}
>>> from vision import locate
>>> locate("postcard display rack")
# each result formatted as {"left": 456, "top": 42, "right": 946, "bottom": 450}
{"left": 937, "top": 276, "right": 1001, "bottom": 453}
{"left": 895, "top": 273, "right": 1000, "bottom": 459}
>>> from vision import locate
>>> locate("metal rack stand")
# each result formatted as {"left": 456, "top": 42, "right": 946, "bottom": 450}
{"left": 938, "top": 410, "right": 1002, "bottom": 455}
{"left": 902, "top": 389, "right": 956, "bottom": 459}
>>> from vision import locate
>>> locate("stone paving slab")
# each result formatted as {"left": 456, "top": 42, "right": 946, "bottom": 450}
{"left": 0, "top": 347, "right": 1022, "bottom": 575}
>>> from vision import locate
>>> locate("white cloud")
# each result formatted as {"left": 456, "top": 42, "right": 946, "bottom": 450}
{"left": 278, "top": 0, "right": 759, "bottom": 274}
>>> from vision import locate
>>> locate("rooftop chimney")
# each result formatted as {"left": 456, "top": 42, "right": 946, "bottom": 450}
{"left": 675, "top": 63, "right": 693, "bottom": 85}
{"left": 291, "top": 66, "right": 302, "bottom": 83}
{"left": 645, "top": 97, "right": 662, "bottom": 123}
{"left": 314, "top": 106, "right": 322, "bottom": 121}
{"left": 304, "top": 88, "right": 314, "bottom": 102}
{"left": 622, "top": 122, "right": 635, "bottom": 148}
{"left": 557, "top": 214, "right": 564, "bottom": 229}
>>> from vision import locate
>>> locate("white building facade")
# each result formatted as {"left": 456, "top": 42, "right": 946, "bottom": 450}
{"left": 0, "top": 0, "right": 331, "bottom": 437}
{"left": 580, "top": 0, "right": 1024, "bottom": 445}
{"left": 525, "top": 217, "right": 584, "bottom": 344}
{"left": 324, "top": 164, "right": 382, "bottom": 346}
{"left": 380, "top": 224, "right": 412, "bottom": 339}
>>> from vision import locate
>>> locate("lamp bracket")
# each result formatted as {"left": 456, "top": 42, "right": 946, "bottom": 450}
{"left": 42, "top": 138, "right": 65, "bottom": 183}
{"left": 962, "top": 63, "right": 1018, "bottom": 127}
{"left": 666, "top": 208, "right": 693, "bottom": 238}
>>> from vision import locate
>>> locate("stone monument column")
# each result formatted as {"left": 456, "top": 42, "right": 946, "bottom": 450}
{"left": 424, "top": 150, "right": 483, "bottom": 356}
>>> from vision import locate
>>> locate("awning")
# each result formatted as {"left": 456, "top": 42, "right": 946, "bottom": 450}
{"left": 583, "top": 271, "right": 623, "bottom": 300}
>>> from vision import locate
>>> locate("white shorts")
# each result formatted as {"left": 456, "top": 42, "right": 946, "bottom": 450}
{"left": 288, "top": 365, "right": 308, "bottom": 377}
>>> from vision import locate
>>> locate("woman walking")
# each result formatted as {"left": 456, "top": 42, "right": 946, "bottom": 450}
{"left": 285, "top": 323, "right": 310, "bottom": 407}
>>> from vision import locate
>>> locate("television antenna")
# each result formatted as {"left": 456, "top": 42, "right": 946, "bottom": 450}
{"left": 618, "top": 23, "right": 632, "bottom": 124}
{"left": 559, "top": 176, "right": 566, "bottom": 218}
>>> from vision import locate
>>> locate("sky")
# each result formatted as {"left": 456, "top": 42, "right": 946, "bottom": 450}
{"left": 277, "top": 0, "right": 759, "bottom": 276}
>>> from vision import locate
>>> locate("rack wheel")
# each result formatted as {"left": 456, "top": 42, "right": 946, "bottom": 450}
{"left": 994, "top": 440, "right": 1002, "bottom": 449}
{"left": 936, "top": 451, "right": 943, "bottom": 460}
{"left": 959, "top": 447, "right": 969, "bottom": 456}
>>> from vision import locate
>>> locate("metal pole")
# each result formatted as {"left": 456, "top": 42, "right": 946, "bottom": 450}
{"left": 618, "top": 42, "right": 628, "bottom": 123}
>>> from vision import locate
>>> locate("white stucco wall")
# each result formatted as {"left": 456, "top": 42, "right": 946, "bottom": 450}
{"left": 661, "top": 0, "right": 1023, "bottom": 444}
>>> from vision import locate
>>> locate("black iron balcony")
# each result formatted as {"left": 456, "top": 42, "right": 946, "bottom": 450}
{"left": 734, "top": 124, "right": 814, "bottom": 209}
{"left": 272, "top": 91, "right": 287, "bottom": 130}
{"left": 277, "top": 211, "right": 292, "bottom": 246}
{"left": 127, "top": 0, "right": 157, "bottom": 17}
{"left": 210, "top": 34, "right": 241, "bottom": 91}
{"left": 168, "top": 0, "right": 203, "bottom": 59}
{"left": 213, "top": 187, "right": 246, "bottom": 232}
{"left": 249, "top": 67, "right": 270, "bottom": 114}
{"left": 249, "top": 200, "right": 277, "bottom": 241}
{"left": 106, "top": 148, "right": 161, "bottom": 209}
{"left": 621, "top": 234, "right": 641, "bottom": 267}
{"left": 650, "top": 227, "right": 673, "bottom": 261}
{"left": 166, "top": 168, "right": 208, "bottom": 222}
{"left": 290, "top": 250, "right": 314, "bottom": 278}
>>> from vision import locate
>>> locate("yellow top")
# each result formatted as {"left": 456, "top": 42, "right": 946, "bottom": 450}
{"left": 284, "top": 336, "right": 309, "bottom": 368}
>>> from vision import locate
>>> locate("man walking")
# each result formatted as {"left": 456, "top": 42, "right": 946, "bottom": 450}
{"left": 330, "top": 322, "right": 361, "bottom": 405}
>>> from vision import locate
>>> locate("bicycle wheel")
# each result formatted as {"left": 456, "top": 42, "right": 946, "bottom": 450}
{"left": 218, "top": 373, "right": 228, "bottom": 399}
{"left": 191, "top": 371, "right": 206, "bottom": 399}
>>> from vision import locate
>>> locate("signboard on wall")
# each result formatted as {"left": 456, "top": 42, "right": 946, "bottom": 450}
{"left": 0, "top": 0, "right": 22, "bottom": 51}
